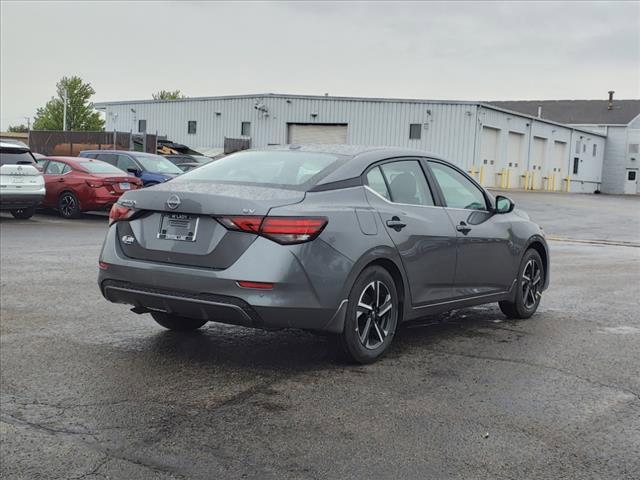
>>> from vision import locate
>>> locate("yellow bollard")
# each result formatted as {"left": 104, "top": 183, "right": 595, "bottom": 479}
{"left": 565, "top": 176, "right": 570, "bottom": 192}
{"left": 506, "top": 169, "right": 511, "bottom": 189}
{"left": 523, "top": 171, "right": 529, "bottom": 190}
{"left": 479, "top": 166, "right": 486, "bottom": 186}
{"left": 531, "top": 172, "right": 537, "bottom": 190}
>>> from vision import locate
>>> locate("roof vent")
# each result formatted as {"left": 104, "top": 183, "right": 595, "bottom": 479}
{"left": 608, "top": 91, "right": 615, "bottom": 110}
{"left": 537, "top": 105, "right": 543, "bottom": 118}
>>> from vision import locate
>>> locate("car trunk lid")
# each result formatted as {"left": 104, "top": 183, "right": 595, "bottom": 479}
{"left": 115, "top": 181, "right": 305, "bottom": 269}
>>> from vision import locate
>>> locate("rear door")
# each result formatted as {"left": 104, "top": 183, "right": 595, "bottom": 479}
{"left": 426, "top": 160, "right": 515, "bottom": 297}
{"left": 42, "top": 160, "right": 69, "bottom": 205}
{"left": 363, "top": 159, "right": 457, "bottom": 305}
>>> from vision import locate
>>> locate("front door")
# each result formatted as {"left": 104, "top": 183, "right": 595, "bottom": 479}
{"left": 625, "top": 169, "right": 638, "bottom": 194}
{"left": 363, "top": 159, "right": 457, "bottom": 305}
{"left": 427, "top": 160, "right": 516, "bottom": 298}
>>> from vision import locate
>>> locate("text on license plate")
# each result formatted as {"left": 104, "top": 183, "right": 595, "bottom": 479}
{"left": 158, "top": 213, "right": 199, "bottom": 242}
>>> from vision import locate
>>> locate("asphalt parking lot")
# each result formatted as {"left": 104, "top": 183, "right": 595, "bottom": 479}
{"left": 1, "top": 192, "right": 639, "bottom": 480}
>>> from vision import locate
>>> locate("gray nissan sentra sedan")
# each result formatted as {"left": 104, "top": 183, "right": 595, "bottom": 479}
{"left": 98, "top": 145, "right": 549, "bottom": 363}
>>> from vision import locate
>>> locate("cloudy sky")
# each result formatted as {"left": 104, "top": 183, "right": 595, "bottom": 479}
{"left": 1, "top": 1, "right": 638, "bottom": 129}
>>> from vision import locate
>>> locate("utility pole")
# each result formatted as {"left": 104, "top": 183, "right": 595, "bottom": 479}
{"left": 24, "top": 117, "right": 31, "bottom": 130}
{"left": 62, "top": 88, "right": 68, "bottom": 131}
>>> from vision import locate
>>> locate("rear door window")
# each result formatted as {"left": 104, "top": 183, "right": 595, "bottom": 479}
{"left": 365, "top": 167, "right": 390, "bottom": 200}
{"left": 96, "top": 153, "right": 118, "bottom": 166}
{"left": 44, "top": 161, "right": 67, "bottom": 174}
{"left": 379, "top": 160, "right": 434, "bottom": 206}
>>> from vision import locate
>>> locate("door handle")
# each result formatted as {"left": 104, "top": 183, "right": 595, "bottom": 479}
{"left": 386, "top": 216, "right": 406, "bottom": 232}
{"left": 456, "top": 222, "right": 471, "bottom": 234}
{"left": 58, "top": 178, "right": 65, "bottom": 182}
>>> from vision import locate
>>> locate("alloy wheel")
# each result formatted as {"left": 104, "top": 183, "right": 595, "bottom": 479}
{"left": 60, "top": 194, "right": 76, "bottom": 217}
{"left": 355, "top": 280, "right": 394, "bottom": 350}
{"left": 521, "top": 258, "right": 542, "bottom": 309}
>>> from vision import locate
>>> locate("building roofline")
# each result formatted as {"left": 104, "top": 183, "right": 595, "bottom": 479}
{"left": 478, "top": 103, "right": 606, "bottom": 137}
{"left": 94, "top": 93, "right": 483, "bottom": 108}
{"left": 94, "top": 93, "right": 605, "bottom": 138}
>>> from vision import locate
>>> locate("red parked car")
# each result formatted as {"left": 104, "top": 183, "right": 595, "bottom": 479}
{"left": 40, "top": 156, "right": 142, "bottom": 218}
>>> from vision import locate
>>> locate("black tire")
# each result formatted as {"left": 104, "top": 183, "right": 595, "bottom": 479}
{"left": 58, "top": 191, "right": 81, "bottom": 219}
{"left": 10, "top": 207, "right": 36, "bottom": 219}
{"left": 151, "top": 312, "right": 207, "bottom": 331}
{"left": 338, "top": 265, "right": 399, "bottom": 364}
{"left": 499, "top": 249, "right": 544, "bottom": 319}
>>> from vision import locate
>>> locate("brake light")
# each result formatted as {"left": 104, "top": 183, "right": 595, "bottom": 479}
{"left": 216, "top": 216, "right": 327, "bottom": 244}
{"left": 108, "top": 204, "right": 136, "bottom": 226}
{"left": 86, "top": 180, "right": 105, "bottom": 188}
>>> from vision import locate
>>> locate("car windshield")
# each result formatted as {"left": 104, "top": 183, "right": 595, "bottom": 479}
{"left": 0, "top": 149, "right": 36, "bottom": 166}
{"left": 178, "top": 150, "right": 341, "bottom": 188}
{"left": 132, "top": 154, "right": 183, "bottom": 174}
{"left": 79, "top": 160, "right": 127, "bottom": 174}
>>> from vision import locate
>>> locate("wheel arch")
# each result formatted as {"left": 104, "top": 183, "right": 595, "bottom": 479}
{"left": 341, "top": 247, "right": 410, "bottom": 323}
{"left": 524, "top": 236, "right": 549, "bottom": 290}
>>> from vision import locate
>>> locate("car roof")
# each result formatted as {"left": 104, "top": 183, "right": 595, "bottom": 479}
{"left": 44, "top": 156, "right": 117, "bottom": 167}
{"left": 0, "top": 141, "right": 31, "bottom": 150}
{"left": 81, "top": 149, "right": 157, "bottom": 157}
{"left": 257, "top": 144, "right": 448, "bottom": 186}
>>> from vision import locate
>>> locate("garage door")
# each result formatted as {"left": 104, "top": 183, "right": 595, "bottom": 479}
{"left": 507, "top": 132, "right": 525, "bottom": 187}
{"left": 287, "top": 124, "right": 348, "bottom": 144}
{"left": 481, "top": 127, "right": 500, "bottom": 187}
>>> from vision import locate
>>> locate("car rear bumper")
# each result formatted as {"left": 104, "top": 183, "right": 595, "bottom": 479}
{"left": 100, "top": 279, "right": 347, "bottom": 332}
{"left": 97, "top": 224, "right": 353, "bottom": 333}
{"left": 0, "top": 191, "right": 45, "bottom": 210}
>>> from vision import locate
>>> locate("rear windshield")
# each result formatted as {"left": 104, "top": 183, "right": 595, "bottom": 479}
{"left": 178, "top": 150, "right": 341, "bottom": 188}
{"left": 132, "top": 154, "right": 183, "bottom": 174}
{"left": 79, "top": 160, "right": 126, "bottom": 174}
{"left": 0, "top": 149, "right": 36, "bottom": 166}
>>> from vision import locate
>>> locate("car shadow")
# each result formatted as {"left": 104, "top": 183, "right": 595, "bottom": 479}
{"left": 138, "top": 305, "right": 524, "bottom": 372}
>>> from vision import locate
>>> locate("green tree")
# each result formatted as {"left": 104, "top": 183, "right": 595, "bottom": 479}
{"left": 7, "top": 124, "right": 29, "bottom": 133}
{"left": 32, "top": 76, "right": 104, "bottom": 131}
{"left": 152, "top": 90, "right": 186, "bottom": 100}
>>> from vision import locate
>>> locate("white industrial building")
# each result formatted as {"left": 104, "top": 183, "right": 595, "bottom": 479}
{"left": 490, "top": 95, "right": 640, "bottom": 195}
{"left": 95, "top": 93, "right": 607, "bottom": 193}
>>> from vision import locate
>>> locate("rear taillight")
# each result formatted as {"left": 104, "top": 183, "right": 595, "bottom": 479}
{"left": 108, "top": 204, "right": 136, "bottom": 226}
{"left": 216, "top": 216, "right": 327, "bottom": 245}
{"left": 86, "top": 180, "right": 105, "bottom": 188}
{"left": 217, "top": 216, "right": 262, "bottom": 233}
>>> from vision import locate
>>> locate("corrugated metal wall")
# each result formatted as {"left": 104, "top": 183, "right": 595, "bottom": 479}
{"left": 100, "top": 95, "right": 604, "bottom": 190}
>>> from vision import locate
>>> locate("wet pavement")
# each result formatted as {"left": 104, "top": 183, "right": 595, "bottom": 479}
{"left": 1, "top": 194, "right": 639, "bottom": 479}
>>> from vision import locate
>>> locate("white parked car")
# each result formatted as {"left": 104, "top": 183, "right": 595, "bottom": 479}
{"left": 0, "top": 142, "right": 45, "bottom": 219}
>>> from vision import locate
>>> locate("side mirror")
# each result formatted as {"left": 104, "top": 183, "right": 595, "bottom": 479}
{"left": 127, "top": 167, "right": 141, "bottom": 177}
{"left": 495, "top": 195, "right": 515, "bottom": 214}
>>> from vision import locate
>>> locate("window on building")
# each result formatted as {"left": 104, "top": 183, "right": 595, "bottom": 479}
{"left": 409, "top": 124, "right": 422, "bottom": 140}
{"left": 575, "top": 140, "right": 580, "bottom": 154}
{"left": 573, "top": 157, "right": 579, "bottom": 175}
{"left": 628, "top": 171, "right": 637, "bottom": 181}
{"left": 592, "top": 144, "right": 597, "bottom": 156}
{"left": 241, "top": 122, "right": 251, "bottom": 136}
{"left": 187, "top": 121, "right": 197, "bottom": 134}
{"left": 138, "top": 120, "right": 147, "bottom": 133}
{"left": 582, "top": 144, "right": 586, "bottom": 152}
{"left": 629, "top": 144, "right": 639, "bottom": 154}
